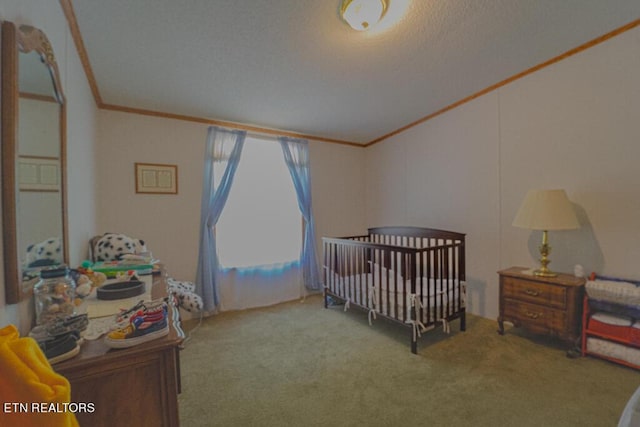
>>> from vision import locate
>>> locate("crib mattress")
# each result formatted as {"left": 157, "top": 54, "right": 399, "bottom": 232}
{"left": 326, "top": 271, "right": 464, "bottom": 322}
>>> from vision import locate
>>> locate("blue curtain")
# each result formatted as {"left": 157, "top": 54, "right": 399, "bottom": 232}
{"left": 278, "top": 137, "right": 322, "bottom": 290}
{"left": 196, "top": 126, "right": 246, "bottom": 311}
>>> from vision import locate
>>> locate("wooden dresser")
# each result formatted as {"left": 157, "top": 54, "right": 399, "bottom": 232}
{"left": 54, "top": 272, "right": 184, "bottom": 427}
{"left": 498, "top": 267, "right": 585, "bottom": 344}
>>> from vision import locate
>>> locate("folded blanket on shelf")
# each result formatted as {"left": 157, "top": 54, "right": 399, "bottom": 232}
{"left": 591, "top": 312, "right": 632, "bottom": 326}
{"left": 587, "top": 337, "right": 640, "bottom": 367}
{"left": 586, "top": 279, "right": 640, "bottom": 306}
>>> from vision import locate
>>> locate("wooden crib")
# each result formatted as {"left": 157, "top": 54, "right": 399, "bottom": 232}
{"left": 322, "top": 226, "right": 466, "bottom": 354}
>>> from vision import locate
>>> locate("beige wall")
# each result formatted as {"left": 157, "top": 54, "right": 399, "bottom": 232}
{"left": 0, "top": 0, "right": 99, "bottom": 333}
{"left": 365, "top": 92, "right": 501, "bottom": 319}
{"left": 96, "top": 110, "right": 367, "bottom": 283}
{"left": 365, "top": 25, "right": 640, "bottom": 320}
{"left": 309, "top": 139, "right": 367, "bottom": 243}
{"left": 96, "top": 111, "right": 205, "bottom": 282}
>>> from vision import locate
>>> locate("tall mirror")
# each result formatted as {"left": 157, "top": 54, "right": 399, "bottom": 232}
{"left": 2, "top": 21, "right": 68, "bottom": 304}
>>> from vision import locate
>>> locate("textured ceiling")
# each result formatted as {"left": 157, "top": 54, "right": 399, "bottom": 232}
{"left": 71, "top": 0, "right": 640, "bottom": 144}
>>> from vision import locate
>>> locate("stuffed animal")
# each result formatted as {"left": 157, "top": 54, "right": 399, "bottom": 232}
{"left": 93, "top": 233, "right": 147, "bottom": 262}
{"left": 23, "top": 237, "right": 63, "bottom": 268}
{"left": 167, "top": 278, "right": 203, "bottom": 313}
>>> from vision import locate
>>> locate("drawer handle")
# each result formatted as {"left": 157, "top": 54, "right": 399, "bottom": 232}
{"left": 525, "top": 311, "right": 542, "bottom": 319}
{"left": 524, "top": 289, "right": 540, "bottom": 297}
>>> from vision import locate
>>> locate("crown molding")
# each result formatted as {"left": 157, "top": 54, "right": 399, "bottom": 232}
{"left": 100, "top": 103, "right": 363, "bottom": 146}
{"left": 59, "top": 0, "right": 103, "bottom": 106}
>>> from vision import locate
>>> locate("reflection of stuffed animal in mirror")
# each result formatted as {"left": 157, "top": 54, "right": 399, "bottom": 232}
{"left": 23, "top": 237, "right": 63, "bottom": 268}
{"left": 93, "top": 233, "right": 147, "bottom": 262}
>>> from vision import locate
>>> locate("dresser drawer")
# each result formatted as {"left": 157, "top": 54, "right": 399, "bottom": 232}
{"left": 502, "top": 276, "right": 567, "bottom": 309}
{"left": 503, "top": 299, "right": 567, "bottom": 333}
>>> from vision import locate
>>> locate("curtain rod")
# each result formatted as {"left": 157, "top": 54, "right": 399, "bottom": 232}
{"left": 212, "top": 125, "right": 308, "bottom": 143}
{"left": 245, "top": 131, "right": 281, "bottom": 142}
{"left": 238, "top": 130, "right": 307, "bottom": 143}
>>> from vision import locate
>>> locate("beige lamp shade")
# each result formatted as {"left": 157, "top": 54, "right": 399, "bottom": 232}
{"left": 512, "top": 189, "right": 579, "bottom": 230}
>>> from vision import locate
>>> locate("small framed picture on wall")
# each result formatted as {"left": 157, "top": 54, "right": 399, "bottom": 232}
{"left": 135, "top": 162, "right": 178, "bottom": 194}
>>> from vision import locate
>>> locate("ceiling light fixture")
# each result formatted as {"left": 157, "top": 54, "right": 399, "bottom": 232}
{"left": 341, "top": 0, "right": 388, "bottom": 31}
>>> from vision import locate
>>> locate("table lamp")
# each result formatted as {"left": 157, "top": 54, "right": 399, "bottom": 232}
{"left": 512, "top": 189, "right": 580, "bottom": 277}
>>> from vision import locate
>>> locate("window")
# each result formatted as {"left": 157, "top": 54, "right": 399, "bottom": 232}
{"left": 215, "top": 137, "right": 301, "bottom": 268}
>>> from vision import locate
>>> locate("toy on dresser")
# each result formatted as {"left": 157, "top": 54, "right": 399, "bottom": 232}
{"left": 167, "top": 278, "right": 203, "bottom": 313}
{"left": 582, "top": 273, "right": 640, "bottom": 369}
{"left": 92, "top": 233, "right": 147, "bottom": 262}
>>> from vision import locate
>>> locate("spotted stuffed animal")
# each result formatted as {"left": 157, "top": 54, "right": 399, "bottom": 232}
{"left": 93, "top": 233, "right": 147, "bottom": 262}
{"left": 167, "top": 278, "right": 203, "bottom": 313}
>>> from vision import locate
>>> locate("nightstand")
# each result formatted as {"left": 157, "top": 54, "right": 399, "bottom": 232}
{"left": 498, "top": 267, "right": 585, "bottom": 344}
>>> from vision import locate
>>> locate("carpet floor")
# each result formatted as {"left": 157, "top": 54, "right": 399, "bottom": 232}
{"left": 178, "top": 296, "right": 640, "bottom": 426}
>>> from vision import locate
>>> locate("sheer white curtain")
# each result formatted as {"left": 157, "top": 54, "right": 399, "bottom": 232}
{"left": 218, "top": 262, "right": 302, "bottom": 311}
{"left": 195, "top": 126, "right": 246, "bottom": 312}
{"left": 279, "top": 137, "right": 322, "bottom": 290}
{"left": 215, "top": 137, "right": 304, "bottom": 311}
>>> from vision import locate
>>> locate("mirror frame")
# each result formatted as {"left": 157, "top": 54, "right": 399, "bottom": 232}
{"left": 1, "top": 21, "right": 68, "bottom": 304}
